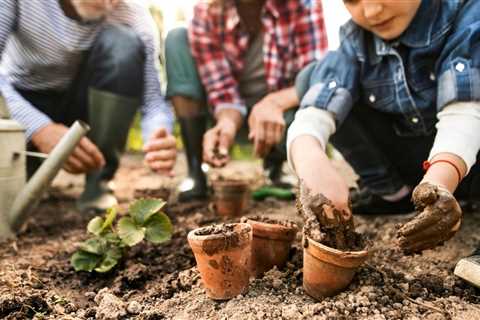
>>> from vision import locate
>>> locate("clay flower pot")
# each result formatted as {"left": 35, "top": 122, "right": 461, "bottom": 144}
{"left": 303, "top": 235, "right": 368, "bottom": 300}
{"left": 212, "top": 180, "right": 250, "bottom": 217}
{"left": 187, "top": 223, "right": 253, "bottom": 300}
{"left": 244, "top": 217, "right": 298, "bottom": 277}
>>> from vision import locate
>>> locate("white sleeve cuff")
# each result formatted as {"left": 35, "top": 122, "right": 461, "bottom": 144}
{"left": 286, "top": 107, "right": 336, "bottom": 172}
{"left": 429, "top": 102, "right": 480, "bottom": 174}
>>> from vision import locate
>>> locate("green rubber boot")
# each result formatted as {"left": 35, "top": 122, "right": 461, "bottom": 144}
{"left": 77, "top": 89, "right": 139, "bottom": 212}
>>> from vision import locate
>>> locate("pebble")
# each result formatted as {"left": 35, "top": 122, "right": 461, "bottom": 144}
{"left": 127, "top": 301, "right": 142, "bottom": 314}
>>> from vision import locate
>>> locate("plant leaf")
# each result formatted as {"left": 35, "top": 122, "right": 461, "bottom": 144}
{"left": 87, "top": 217, "right": 105, "bottom": 236}
{"left": 71, "top": 250, "right": 102, "bottom": 272}
{"left": 129, "top": 199, "right": 166, "bottom": 225}
{"left": 145, "top": 212, "right": 173, "bottom": 244}
{"left": 79, "top": 238, "right": 106, "bottom": 255}
{"left": 94, "top": 247, "right": 123, "bottom": 273}
{"left": 102, "top": 207, "right": 117, "bottom": 230}
{"left": 118, "top": 217, "right": 145, "bottom": 246}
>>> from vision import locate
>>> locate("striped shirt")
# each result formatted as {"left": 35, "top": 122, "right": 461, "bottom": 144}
{"left": 0, "top": 0, "right": 174, "bottom": 141}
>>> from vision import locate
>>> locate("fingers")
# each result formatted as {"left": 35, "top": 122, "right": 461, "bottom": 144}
{"left": 397, "top": 208, "right": 442, "bottom": 237}
{"left": 78, "top": 137, "right": 105, "bottom": 168}
{"left": 253, "top": 122, "right": 266, "bottom": 157}
{"left": 412, "top": 182, "right": 438, "bottom": 208}
{"left": 143, "top": 136, "right": 176, "bottom": 153}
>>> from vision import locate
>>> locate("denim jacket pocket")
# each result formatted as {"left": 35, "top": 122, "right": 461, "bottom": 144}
{"left": 361, "top": 78, "right": 396, "bottom": 112}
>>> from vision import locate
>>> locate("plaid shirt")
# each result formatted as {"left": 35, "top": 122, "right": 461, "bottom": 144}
{"left": 189, "top": 0, "right": 328, "bottom": 115}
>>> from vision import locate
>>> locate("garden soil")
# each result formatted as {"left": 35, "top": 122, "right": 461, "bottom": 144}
{"left": 1, "top": 154, "right": 479, "bottom": 320}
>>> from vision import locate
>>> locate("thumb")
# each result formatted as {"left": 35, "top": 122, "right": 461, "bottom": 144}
{"left": 218, "top": 129, "right": 231, "bottom": 155}
{"left": 154, "top": 127, "right": 167, "bottom": 139}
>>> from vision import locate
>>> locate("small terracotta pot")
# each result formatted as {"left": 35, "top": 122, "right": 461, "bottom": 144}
{"left": 303, "top": 235, "right": 368, "bottom": 300}
{"left": 246, "top": 218, "right": 298, "bottom": 277}
{"left": 212, "top": 180, "right": 250, "bottom": 217}
{"left": 187, "top": 223, "right": 253, "bottom": 300}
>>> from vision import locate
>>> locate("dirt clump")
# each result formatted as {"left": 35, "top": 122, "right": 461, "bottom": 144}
{"left": 194, "top": 223, "right": 251, "bottom": 256}
{"left": 134, "top": 187, "right": 171, "bottom": 201}
{"left": 297, "top": 184, "right": 364, "bottom": 251}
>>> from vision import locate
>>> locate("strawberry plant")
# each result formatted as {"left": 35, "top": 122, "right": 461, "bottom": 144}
{"left": 71, "top": 199, "right": 173, "bottom": 273}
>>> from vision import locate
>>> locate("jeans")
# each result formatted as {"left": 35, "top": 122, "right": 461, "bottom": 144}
{"left": 331, "top": 104, "right": 480, "bottom": 200}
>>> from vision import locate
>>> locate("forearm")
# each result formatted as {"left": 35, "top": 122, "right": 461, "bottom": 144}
{"left": 264, "top": 86, "right": 299, "bottom": 112}
{"left": 215, "top": 108, "right": 244, "bottom": 131}
{"left": 424, "top": 101, "right": 480, "bottom": 193}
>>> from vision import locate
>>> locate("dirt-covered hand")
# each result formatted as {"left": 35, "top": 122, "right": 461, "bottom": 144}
{"left": 203, "top": 118, "right": 237, "bottom": 167}
{"left": 397, "top": 182, "right": 462, "bottom": 254}
{"left": 297, "top": 182, "right": 354, "bottom": 250}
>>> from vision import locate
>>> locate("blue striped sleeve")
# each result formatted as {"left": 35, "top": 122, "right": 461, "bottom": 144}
{"left": 0, "top": 0, "right": 52, "bottom": 140}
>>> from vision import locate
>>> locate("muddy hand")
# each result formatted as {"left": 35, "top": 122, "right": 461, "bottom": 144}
{"left": 397, "top": 182, "right": 462, "bottom": 253}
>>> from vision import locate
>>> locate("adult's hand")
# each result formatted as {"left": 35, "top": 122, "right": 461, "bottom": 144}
{"left": 248, "top": 95, "right": 285, "bottom": 158}
{"left": 397, "top": 182, "right": 462, "bottom": 253}
{"left": 143, "top": 127, "right": 177, "bottom": 176}
{"left": 203, "top": 117, "right": 238, "bottom": 168}
{"left": 31, "top": 123, "right": 105, "bottom": 174}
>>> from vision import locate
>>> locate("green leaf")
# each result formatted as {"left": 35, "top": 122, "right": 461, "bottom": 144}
{"left": 94, "top": 247, "right": 123, "bottom": 273}
{"left": 102, "top": 207, "right": 117, "bottom": 230}
{"left": 79, "top": 238, "right": 106, "bottom": 255}
{"left": 87, "top": 217, "right": 105, "bottom": 236}
{"left": 129, "top": 199, "right": 166, "bottom": 225}
{"left": 87, "top": 208, "right": 117, "bottom": 236}
{"left": 145, "top": 212, "right": 173, "bottom": 244}
{"left": 118, "top": 217, "right": 145, "bottom": 246}
{"left": 71, "top": 250, "right": 102, "bottom": 272}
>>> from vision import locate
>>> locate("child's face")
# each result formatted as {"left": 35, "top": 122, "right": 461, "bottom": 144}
{"left": 343, "top": 0, "right": 422, "bottom": 40}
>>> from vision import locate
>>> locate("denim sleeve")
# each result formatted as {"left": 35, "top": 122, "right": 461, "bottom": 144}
{"left": 295, "top": 41, "right": 360, "bottom": 125}
{"left": 436, "top": 0, "right": 480, "bottom": 111}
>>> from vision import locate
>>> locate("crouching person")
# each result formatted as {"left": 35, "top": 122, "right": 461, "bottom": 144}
{"left": 0, "top": 0, "right": 176, "bottom": 211}
{"left": 164, "top": 0, "right": 328, "bottom": 202}
{"left": 288, "top": 0, "right": 480, "bottom": 285}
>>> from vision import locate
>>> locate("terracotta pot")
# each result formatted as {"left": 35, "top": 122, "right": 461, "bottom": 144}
{"left": 246, "top": 218, "right": 298, "bottom": 277}
{"left": 212, "top": 180, "right": 250, "bottom": 217}
{"left": 303, "top": 235, "right": 368, "bottom": 300}
{"left": 187, "top": 223, "right": 253, "bottom": 300}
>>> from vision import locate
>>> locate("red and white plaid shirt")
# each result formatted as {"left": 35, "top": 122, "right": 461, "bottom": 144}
{"left": 189, "top": 0, "right": 328, "bottom": 115}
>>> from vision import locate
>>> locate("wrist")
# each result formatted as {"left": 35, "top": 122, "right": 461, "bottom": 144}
{"left": 422, "top": 153, "right": 466, "bottom": 193}
{"left": 216, "top": 110, "right": 243, "bottom": 132}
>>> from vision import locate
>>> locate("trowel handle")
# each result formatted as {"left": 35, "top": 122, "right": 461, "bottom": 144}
{"left": 9, "top": 121, "right": 90, "bottom": 231}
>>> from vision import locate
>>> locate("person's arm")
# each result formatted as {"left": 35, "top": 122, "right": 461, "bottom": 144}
{"left": 0, "top": 0, "right": 53, "bottom": 140}
{"left": 189, "top": 3, "right": 246, "bottom": 119}
{"left": 288, "top": 40, "right": 361, "bottom": 212}
{"left": 114, "top": 2, "right": 177, "bottom": 175}
{"left": 398, "top": 1, "right": 480, "bottom": 253}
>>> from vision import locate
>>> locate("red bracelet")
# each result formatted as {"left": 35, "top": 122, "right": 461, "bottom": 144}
{"left": 423, "top": 159, "right": 463, "bottom": 184}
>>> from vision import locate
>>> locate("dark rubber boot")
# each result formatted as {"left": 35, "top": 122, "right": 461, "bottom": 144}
{"left": 77, "top": 88, "right": 138, "bottom": 212}
{"left": 177, "top": 115, "right": 208, "bottom": 202}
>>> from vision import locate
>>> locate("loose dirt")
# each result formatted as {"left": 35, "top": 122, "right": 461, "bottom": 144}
{"left": 0, "top": 154, "right": 479, "bottom": 319}
{"left": 241, "top": 215, "right": 297, "bottom": 229}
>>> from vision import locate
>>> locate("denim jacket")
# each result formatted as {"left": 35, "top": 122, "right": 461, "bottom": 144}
{"left": 297, "top": 0, "right": 480, "bottom": 136}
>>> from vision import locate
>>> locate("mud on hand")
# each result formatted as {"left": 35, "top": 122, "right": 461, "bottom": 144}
{"left": 297, "top": 182, "right": 355, "bottom": 250}
{"left": 397, "top": 182, "right": 462, "bottom": 254}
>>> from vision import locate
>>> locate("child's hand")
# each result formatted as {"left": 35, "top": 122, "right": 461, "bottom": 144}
{"left": 397, "top": 182, "right": 462, "bottom": 253}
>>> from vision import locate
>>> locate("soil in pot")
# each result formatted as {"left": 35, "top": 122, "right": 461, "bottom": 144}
{"left": 133, "top": 187, "right": 171, "bottom": 201}
{"left": 241, "top": 216, "right": 298, "bottom": 278}
{"left": 212, "top": 179, "right": 250, "bottom": 217}
{"left": 297, "top": 185, "right": 368, "bottom": 300}
{"left": 187, "top": 223, "right": 252, "bottom": 300}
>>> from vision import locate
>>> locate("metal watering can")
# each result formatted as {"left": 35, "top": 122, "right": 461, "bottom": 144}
{"left": 0, "top": 94, "right": 89, "bottom": 241}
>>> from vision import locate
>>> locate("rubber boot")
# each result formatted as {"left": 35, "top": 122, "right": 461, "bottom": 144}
{"left": 77, "top": 88, "right": 138, "bottom": 212}
{"left": 177, "top": 114, "right": 208, "bottom": 202}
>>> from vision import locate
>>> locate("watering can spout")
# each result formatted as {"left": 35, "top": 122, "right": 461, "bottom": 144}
{"left": 8, "top": 121, "right": 90, "bottom": 232}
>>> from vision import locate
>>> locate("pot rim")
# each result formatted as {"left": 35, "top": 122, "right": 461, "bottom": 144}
{"left": 188, "top": 223, "right": 252, "bottom": 242}
{"left": 305, "top": 235, "right": 368, "bottom": 257}
{"left": 246, "top": 219, "right": 298, "bottom": 241}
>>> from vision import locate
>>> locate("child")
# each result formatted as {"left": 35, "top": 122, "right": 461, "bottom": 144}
{"left": 287, "top": 0, "right": 480, "bottom": 280}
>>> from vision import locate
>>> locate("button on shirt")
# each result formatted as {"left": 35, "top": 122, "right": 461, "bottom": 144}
{"left": 298, "top": 0, "right": 480, "bottom": 136}
{"left": 0, "top": 0, "right": 174, "bottom": 141}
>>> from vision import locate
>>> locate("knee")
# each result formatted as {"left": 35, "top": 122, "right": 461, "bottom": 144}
{"left": 93, "top": 25, "right": 145, "bottom": 79}
{"left": 165, "top": 27, "right": 188, "bottom": 59}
